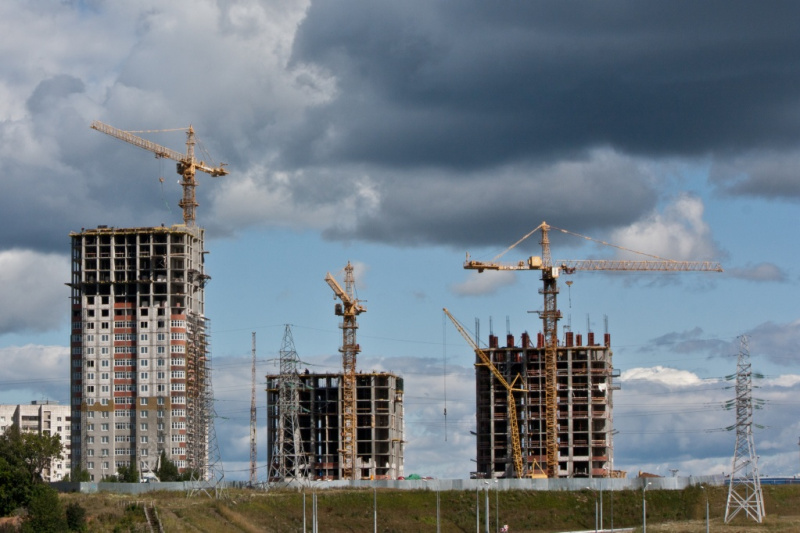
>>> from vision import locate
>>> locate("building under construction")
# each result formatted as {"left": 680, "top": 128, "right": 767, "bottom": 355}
{"left": 475, "top": 329, "right": 618, "bottom": 479}
{"left": 266, "top": 371, "right": 405, "bottom": 481}
{"left": 68, "top": 224, "right": 211, "bottom": 480}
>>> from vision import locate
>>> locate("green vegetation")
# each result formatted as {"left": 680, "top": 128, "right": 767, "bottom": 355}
{"left": 42, "top": 484, "right": 800, "bottom": 532}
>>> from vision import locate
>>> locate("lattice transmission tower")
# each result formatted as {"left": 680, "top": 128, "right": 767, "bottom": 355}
{"left": 724, "top": 335, "right": 764, "bottom": 523}
{"left": 268, "top": 324, "right": 309, "bottom": 482}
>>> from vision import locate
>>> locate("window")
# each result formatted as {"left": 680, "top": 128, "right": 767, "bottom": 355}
{"left": 140, "top": 359, "right": 148, "bottom": 367}
{"left": 86, "top": 436, "right": 94, "bottom": 444}
{"left": 101, "top": 436, "right": 109, "bottom": 444}
{"left": 140, "top": 372, "right": 149, "bottom": 380}
{"left": 100, "top": 423, "right": 109, "bottom": 431}
{"left": 171, "top": 434, "right": 186, "bottom": 442}
{"left": 157, "top": 372, "right": 166, "bottom": 380}
{"left": 140, "top": 436, "right": 148, "bottom": 443}
{"left": 157, "top": 333, "right": 166, "bottom": 341}
{"left": 140, "top": 449, "right": 148, "bottom": 456}
{"left": 140, "top": 411, "right": 148, "bottom": 418}
{"left": 139, "top": 347, "right": 148, "bottom": 355}
{"left": 170, "top": 332, "right": 185, "bottom": 340}
{"left": 101, "top": 385, "right": 109, "bottom": 393}
{"left": 157, "top": 397, "right": 165, "bottom": 405}
{"left": 101, "top": 399, "right": 108, "bottom": 406}
{"left": 140, "top": 385, "right": 148, "bottom": 392}
{"left": 85, "top": 385, "right": 95, "bottom": 393}
{"left": 170, "top": 345, "right": 185, "bottom": 353}
{"left": 170, "top": 383, "right": 185, "bottom": 391}
{"left": 101, "top": 348, "right": 109, "bottom": 355}
{"left": 171, "top": 371, "right": 185, "bottom": 379}
{"left": 101, "top": 334, "right": 109, "bottom": 342}
{"left": 101, "top": 373, "right": 109, "bottom": 380}
{"left": 157, "top": 385, "right": 166, "bottom": 392}
{"left": 140, "top": 398, "right": 148, "bottom": 406}
{"left": 156, "top": 346, "right": 166, "bottom": 354}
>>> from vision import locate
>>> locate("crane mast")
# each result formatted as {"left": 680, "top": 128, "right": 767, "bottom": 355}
{"left": 90, "top": 120, "right": 228, "bottom": 226}
{"left": 325, "top": 262, "right": 366, "bottom": 480}
{"left": 465, "top": 221, "right": 723, "bottom": 478}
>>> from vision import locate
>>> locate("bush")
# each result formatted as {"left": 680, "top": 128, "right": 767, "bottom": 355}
{"left": 22, "top": 484, "right": 66, "bottom": 533}
{"left": 66, "top": 501, "right": 87, "bottom": 532}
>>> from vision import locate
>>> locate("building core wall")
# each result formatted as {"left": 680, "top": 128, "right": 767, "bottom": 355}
{"left": 68, "top": 225, "right": 209, "bottom": 481}
{"left": 267, "top": 372, "right": 404, "bottom": 481}
{"left": 476, "top": 331, "right": 618, "bottom": 479}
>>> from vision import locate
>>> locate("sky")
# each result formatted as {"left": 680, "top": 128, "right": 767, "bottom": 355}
{"left": 2, "top": 0, "right": 800, "bottom": 481}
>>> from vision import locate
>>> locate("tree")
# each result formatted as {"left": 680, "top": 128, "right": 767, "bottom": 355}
{"left": 116, "top": 462, "right": 139, "bottom": 483}
{"left": 155, "top": 451, "right": 179, "bottom": 481}
{"left": 0, "top": 425, "right": 63, "bottom": 484}
{"left": 0, "top": 456, "right": 31, "bottom": 516}
{"left": 21, "top": 484, "right": 66, "bottom": 533}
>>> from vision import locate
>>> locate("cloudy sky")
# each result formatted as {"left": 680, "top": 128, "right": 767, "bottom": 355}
{"left": 2, "top": 0, "right": 800, "bottom": 480}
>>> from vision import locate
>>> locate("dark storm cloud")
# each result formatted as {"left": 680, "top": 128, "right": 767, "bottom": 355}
{"left": 288, "top": 1, "right": 800, "bottom": 170}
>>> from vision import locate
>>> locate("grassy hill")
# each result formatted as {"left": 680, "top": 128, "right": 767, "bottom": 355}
{"left": 57, "top": 484, "right": 800, "bottom": 532}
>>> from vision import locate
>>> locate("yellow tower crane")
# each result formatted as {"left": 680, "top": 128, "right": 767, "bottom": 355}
{"left": 90, "top": 120, "right": 228, "bottom": 226}
{"left": 464, "top": 221, "right": 723, "bottom": 478}
{"left": 443, "top": 308, "right": 544, "bottom": 479}
{"left": 325, "top": 262, "right": 366, "bottom": 480}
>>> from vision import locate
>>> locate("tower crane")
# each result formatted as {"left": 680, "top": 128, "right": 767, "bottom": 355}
{"left": 443, "top": 308, "right": 543, "bottom": 478}
{"left": 464, "top": 221, "right": 723, "bottom": 478}
{"left": 325, "top": 262, "right": 366, "bottom": 480}
{"left": 90, "top": 120, "right": 228, "bottom": 226}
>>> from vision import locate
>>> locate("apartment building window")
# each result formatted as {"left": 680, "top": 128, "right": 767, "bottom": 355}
{"left": 140, "top": 423, "right": 148, "bottom": 431}
{"left": 140, "top": 410, "right": 148, "bottom": 418}
{"left": 140, "top": 436, "right": 148, "bottom": 443}
{"left": 100, "top": 423, "right": 109, "bottom": 431}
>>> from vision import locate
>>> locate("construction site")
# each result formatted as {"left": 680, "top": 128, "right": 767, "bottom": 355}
{"left": 72, "top": 122, "right": 723, "bottom": 486}
{"left": 473, "top": 328, "right": 617, "bottom": 479}
{"left": 266, "top": 264, "right": 405, "bottom": 482}
{"left": 68, "top": 122, "right": 227, "bottom": 482}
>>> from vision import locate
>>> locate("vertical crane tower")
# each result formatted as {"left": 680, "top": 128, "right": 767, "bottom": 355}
{"left": 325, "top": 262, "right": 366, "bottom": 480}
{"left": 464, "top": 221, "right": 723, "bottom": 478}
{"left": 90, "top": 120, "right": 228, "bottom": 226}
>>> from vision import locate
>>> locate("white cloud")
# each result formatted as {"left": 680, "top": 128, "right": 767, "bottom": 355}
{"left": 450, "top": 271, "right": 517, "bottom": 297}
{"left": 610, "top": 193, "right": 721, "bottom": 261}
{"left": 0, "top": 250, "right": 69, "bottom": 334}
{"left": 621, "top": 366, "right": 706, "bottom": 387}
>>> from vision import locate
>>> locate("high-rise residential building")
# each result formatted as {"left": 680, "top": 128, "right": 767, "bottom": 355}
{"left": 266, "top": 372, "right": 405, "bottom": 481}
{"left": 68, "top": 224, "right": 210, "bottom": 481}
{"left": 0, "top": 401, "right": 72, "bottom": 481}
{"left": 475, "top": 330, "right": 618, "bottom": 479}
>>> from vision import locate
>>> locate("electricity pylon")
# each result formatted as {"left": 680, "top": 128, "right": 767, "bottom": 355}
{"left": 268, "top": 325, "right": 309, "bottom": 482}
{"left": 724, "top": 335, "right": 765, "bottom": 523}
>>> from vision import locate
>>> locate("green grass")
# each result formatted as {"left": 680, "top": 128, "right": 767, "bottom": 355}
{"left": 53, "top": 484, "right": 800, "bottom": 532}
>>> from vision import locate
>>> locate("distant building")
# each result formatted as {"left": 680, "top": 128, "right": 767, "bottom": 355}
{"left": 266, "top": 372, "right": 405, "bottom": 480}
{"left": 68, "top": 225, "right": 211, "bottom": 481}
{"left": 0, "top": 401, "right": 71, "bottom": 481}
